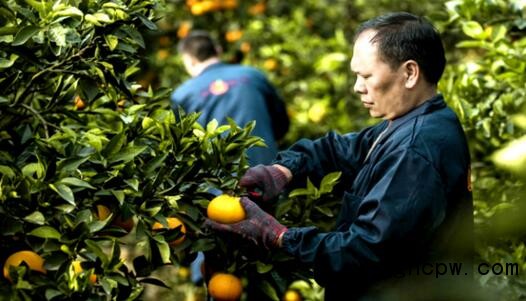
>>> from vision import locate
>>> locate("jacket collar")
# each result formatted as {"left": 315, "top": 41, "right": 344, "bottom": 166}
{"left": 200, "top": 61, "right": 225, "bottom": 75}
{"left": 379, "top": 94, "right": 446, "bottom": 139}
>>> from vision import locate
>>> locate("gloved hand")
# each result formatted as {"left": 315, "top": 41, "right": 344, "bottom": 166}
{"left": 204, "top": 197, "right": 287, "bottom": 249}
{"left": 240, "top": 164, "right": 289, "bottom": 202}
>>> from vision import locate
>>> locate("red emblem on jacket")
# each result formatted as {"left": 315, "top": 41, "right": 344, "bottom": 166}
{"left": 209, "top": 79, "right": 229, "bottom": 95}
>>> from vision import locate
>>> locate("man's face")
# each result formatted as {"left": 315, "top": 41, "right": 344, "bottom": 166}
{"left": 350, "top": 30, "right": 409, "bottom": 120}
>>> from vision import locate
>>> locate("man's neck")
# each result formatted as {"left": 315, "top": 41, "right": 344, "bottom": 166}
{"left": 192, "top": 57, "right": 221, "bottom": 77}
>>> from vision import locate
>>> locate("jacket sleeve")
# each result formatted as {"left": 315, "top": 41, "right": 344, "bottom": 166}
{"left": 273, "top": 126, "right": 383, "bottom": 185}
{"left": 281, "top": 147, "right": 447, "bottom": 284}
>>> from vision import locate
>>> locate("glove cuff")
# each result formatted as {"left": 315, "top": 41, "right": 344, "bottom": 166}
{"left": 266, "top": 224, "right": 288, "bottom": 249}
{"left": 269, "top": 166, "right": 289, "bottom": 187}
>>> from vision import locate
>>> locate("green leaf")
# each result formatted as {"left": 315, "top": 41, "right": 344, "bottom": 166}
{"left": 49, "top": 183, "right": 75, "bottom": 205}
{"left": 122, "top": 26, "right": 145, "bottom": 49}
{"left": 319, "top": 171, "right": 341, "bottom": 194}
{"left": 314, "top": 205, "right": 334, "bottom": 217}
{"left": 22, "top": 162, "right": 45, "bottom": 179}
{"left": 112, "top": 190, "right": 125, "bottom": 204}
{"left": 157, "top": 240, "right": 171, "bottom": 264}
{"left": 12, "top": 25, "right": 40, "bottom": 46}
{"left": 0, "top": 165, "right": 16, "bottom": 178}
{"left": 45, "top": 289, "right": 63, "bottom": 300}
{"left": 288, "top": 188, "right": 310, "bottom": 198}
{"left": 255, "top": 261, "right": 274, "bottom": 274}
{"left": 259, "top": 280, "right": 280, "bottom": 301}
{"left": 462, "top": 21, "right": 485, "bottom": 40}
{"left": 57, "top": 157, "right": 89, "bottom": 172}
{"left": 122, "top": 179, "right": 138, "bottom": 192}
{"left": 491, "top": 25, "right": 507, "bottom": 42}
{"left": 165, "top": 195, "right": 181, "bottom": 209}
{"left": 207, "top": 119, "right": 218, "bottom": 133}
{"left": 53, "top": 6, "right": 83, "bottom": 18}
{"left": 28, "top": 226, "right": 62, "bottom": 239}
{"left": 108, "top": 145, "right": 147, "bottom": 163}
{"left": 104, "top": 34, "right": 119, "bottom": 51}
{"left": 85, "top": 240, "right": 109, "bottom": 266}
{"left": 23, "top": 211, "right": 46, "bottom": 225}
{"left": 0, "top": 54, "right": 18, "bottom": 69}
{"left": 58, "top": 177, "right": 95, "bottom": 189}
{"left": 191, "top": 238, "right": 216, "bottom": 252}
{"left": 138, "top": 15, "right": 157, "bottom": 30}
{"left": 103, "top": 133, "right": 126, "bottom": 157}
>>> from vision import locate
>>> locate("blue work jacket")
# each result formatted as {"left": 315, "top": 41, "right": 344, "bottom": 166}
{"left": 276, "top": 95, "right": 473, "bottom": 300}
{"left": 171, "top": 62, "right": 289, "bottom": 166}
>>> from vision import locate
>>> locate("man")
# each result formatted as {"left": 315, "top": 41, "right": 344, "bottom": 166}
{"left": 171, "top": 30, "right": 289, "bottom": 166}
{"left": 205, "top": 12, "right": 474, "bottom": 300}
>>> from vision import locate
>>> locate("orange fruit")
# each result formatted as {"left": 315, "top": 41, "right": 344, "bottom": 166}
{"left": 225, "top": 30, "right": 243, "bottom": 43}
{"left": 96, "top": 204, "right": 111, "bottom": 220}
{"left": 74, "top": 95, "right": 86, "bottom": 110}
{"left": 264, "top": 58, "right": 278, "bottom": 71}
{"left": 207, "top": 195, "right": 246, "bottom": 224}
{"left": 72, "top": 260, "right": 97, "bottom": 284}
{"left": 177, "top": 21, "right": 192, "bottom": 38}
{"left": 221, "top": 0, "right": 238, "bottom": 9}
{"left": 152, "top": 217, "right": 187, "bottom": 246}
{"left": 283, "top": 289, "right": 303, "bottom": 301}
{"left": 240, "top": 42, "right": 251, "bottom": 53}
{"left": 95, "top": 204, "right": 135, "bottom": 233}
{"left": 248, "top": 2, "right": 266, "bottom": 15}
{"left": 3, "top": 250, "right": 46, "bottom": 282}
{"left": 158, "top": 36, "right": 171, "bottom": 47}
{"left": 190, "top": 3, "right": 205, "bottom": 15}
{"left": 157, "top": 49, "right": 169, "bottom": 60}
{"left": 208, "top": 272, "right": 243, "bottom": 301}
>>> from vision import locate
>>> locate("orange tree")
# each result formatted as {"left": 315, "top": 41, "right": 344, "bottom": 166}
{"left": 0, "top": 0, "right": 263, "bottom": 299}
{"left": 438, "top": 0, "right": 526, "bottom": 299}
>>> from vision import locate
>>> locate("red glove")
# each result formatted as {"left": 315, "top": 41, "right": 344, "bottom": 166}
{"left": 204, "top": 197, "right": 287, "bottom": 249}
{"left": 240, "top": 165, "right": 289, "bottom": 202}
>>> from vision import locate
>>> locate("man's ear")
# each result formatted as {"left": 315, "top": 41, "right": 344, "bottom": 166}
{"left": 403, "top": 60, "right": 419, "bottom": 89}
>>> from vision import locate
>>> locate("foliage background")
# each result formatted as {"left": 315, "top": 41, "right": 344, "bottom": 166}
{"left": 1, "top": 0, "right": 526, "bottom": 300}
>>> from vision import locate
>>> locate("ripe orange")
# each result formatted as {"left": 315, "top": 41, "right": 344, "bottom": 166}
{"left": 207, "top": 195, "right": 246, "bottom": 224}
{"left": 225, "top": 30, "right": 243, "bottom": 43}
{"left": 74, "top": 95, "right": 86, "bottom": 110}
{"left": 208, "top": 272, "right": 243, "bottom": 301}
{"left": 282, "top": 289, "right": 303, "bottom": 301}
{"left": 240, "top": 42, "right": 251, "bottom": 53}
{"left": 3, "top": 250, "right": 46, "bottom": 282}
{"left": 190, "top": 3, "right": 205, "bottom": 15}
{"left": 221, "top": 0, "right": 238, "bottom": 9}
{"left": 248, "top": 2, "right": 266, "bottom": 15}
{"left": 152, "top": 217, "right": 187, "bottom": 246}
{"left": 72, "top": 260, "right": 97, "bottom": 284}
{"left": 177, "top": 21, "right": 192, "bottom": 38}
{"left": 95, "top": 204, "right": 135, "bottom": 233}
{"left": 264, "top": 58, "right": 278, "bottom": 71}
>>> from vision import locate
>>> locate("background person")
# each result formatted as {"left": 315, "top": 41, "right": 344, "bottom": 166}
{"left": 205, "top": 12, "right": 474, "bottom": 300}
{"left": 171, "top": 30, "right": 289, "bottom": 287}
{"left": 171, "top": 30, "right": 289, "bottom": 166}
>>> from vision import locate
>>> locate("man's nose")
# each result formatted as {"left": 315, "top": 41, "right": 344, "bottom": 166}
{"left": 353, "top": 77, "right": 365, "bottom": 94}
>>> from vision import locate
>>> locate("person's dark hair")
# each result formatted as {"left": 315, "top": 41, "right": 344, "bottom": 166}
{"left": 177, "top": 30, "right": 219, "bottom": 62}
{"left": 354, "top": 12, "right": 446, "bottom": 84}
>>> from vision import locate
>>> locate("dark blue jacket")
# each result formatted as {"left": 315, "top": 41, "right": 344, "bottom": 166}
{"left": 171, "top": 62, "right": 289, "bottom": 166}
{"left": 276, "top": 95, "right": 473, "bottom": 300}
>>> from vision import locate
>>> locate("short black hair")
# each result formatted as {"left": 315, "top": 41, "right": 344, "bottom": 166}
{"left": 354, "top": 12, "right": 446, "bottom": 84}
{"left": 177, "top": 30, "right": 219, "bottom": 62}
